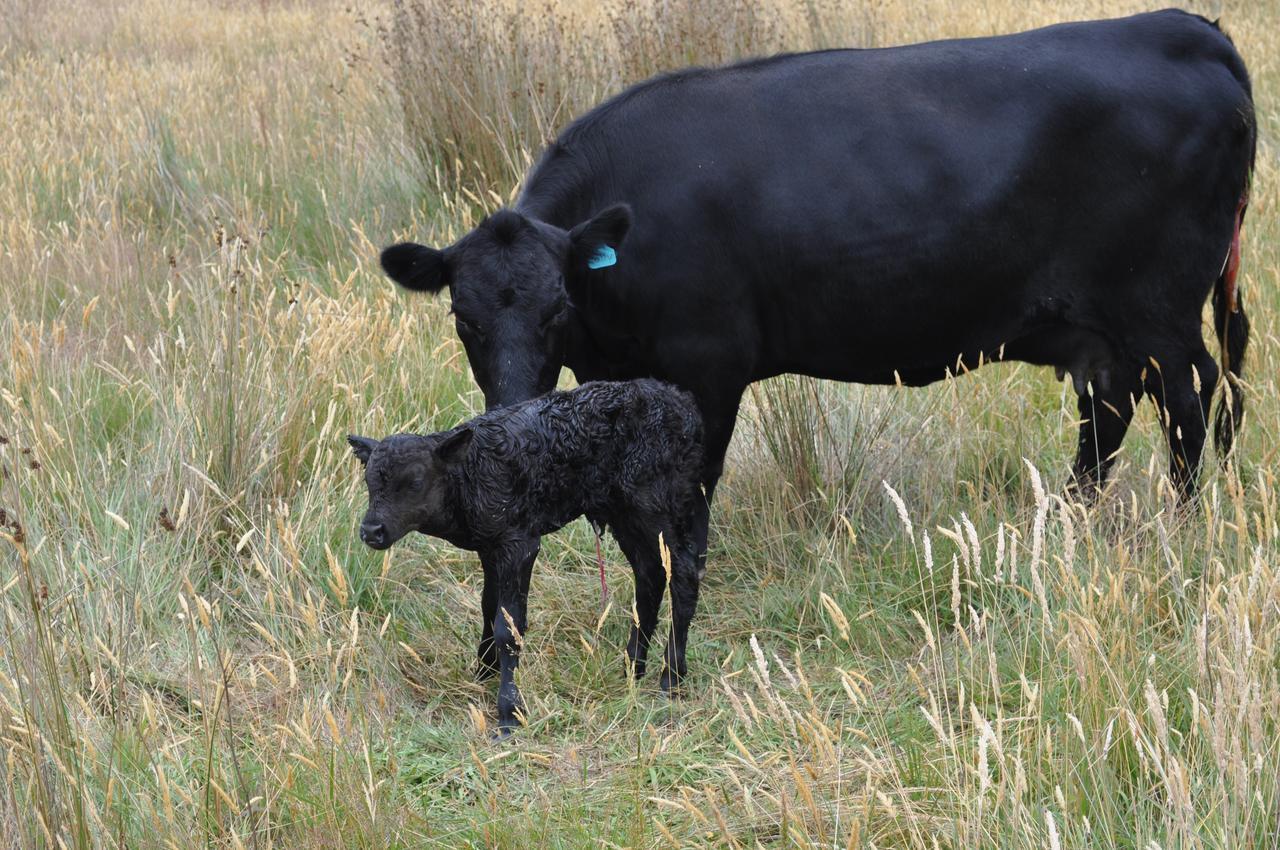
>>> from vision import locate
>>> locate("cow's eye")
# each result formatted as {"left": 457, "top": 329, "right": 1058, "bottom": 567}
{"left": 455, "top": 316, "right": 485, "bottom": 341}
{"left": 540, "top": 303, "right": 567, "bottom": 331}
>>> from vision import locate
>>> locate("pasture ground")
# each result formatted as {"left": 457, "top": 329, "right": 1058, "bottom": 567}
{"left": 1, "top": 0, "right": 1278, "bottom": 846}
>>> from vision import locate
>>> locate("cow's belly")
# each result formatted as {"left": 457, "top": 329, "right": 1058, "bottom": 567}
{"left": 769, "top": 319, "right": 1118, "bottom": 389}
{"left": 752, "top": 246, "right": 1125, "bottom": 388}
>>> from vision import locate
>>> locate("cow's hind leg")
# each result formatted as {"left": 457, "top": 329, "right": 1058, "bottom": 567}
{"left": 611, "top": 518, "right": 667, "bottom": 678}
{"left": 1147, "top": 347, "right": 1218, "bottom": 501}
{"left": 1070, "top": 367, "right": 1145, "bottom": 498}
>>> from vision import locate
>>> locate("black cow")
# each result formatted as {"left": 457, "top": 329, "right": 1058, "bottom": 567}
{"left": 381, "top": 11, "right": 1255, "bottom": 572}
{"left": 349, "top": 379, "right": 704, "bottom": 734}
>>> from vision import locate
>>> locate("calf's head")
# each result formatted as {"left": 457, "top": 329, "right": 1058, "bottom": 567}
{"left": 380, "top": 204, "right": 631, "bottom": 410}
{"left": 348, "top": 430, "right": 473, "bottom": 549}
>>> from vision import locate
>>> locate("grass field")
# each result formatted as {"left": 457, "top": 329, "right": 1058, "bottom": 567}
{"left": 1, "top": 0, "right": 1278, "bottom": 847}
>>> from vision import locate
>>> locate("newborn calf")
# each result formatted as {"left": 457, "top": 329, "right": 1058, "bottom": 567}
{"left": 349, "top": 379, "right": 705, "bottom": 734}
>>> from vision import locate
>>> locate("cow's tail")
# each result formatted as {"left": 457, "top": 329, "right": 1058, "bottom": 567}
{"left": 1212, "top": 176, "right": 1252, "bottom": 462}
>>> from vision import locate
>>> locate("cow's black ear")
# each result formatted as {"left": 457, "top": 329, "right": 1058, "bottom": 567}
{"left": 348, "top": 435, "right": 378, "bottom": 466}
{"left": 380, "top": 242, "right": 447, "bottom": 293}
{"left": 568, "top": 204, "right": 632, "bottom": 271}
{"left": 435, "top": 427, "right": 473, "bottom": 465}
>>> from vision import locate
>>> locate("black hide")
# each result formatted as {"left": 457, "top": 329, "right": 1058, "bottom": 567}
{"left": 382, "top": 10, "right": 1256, "bottom": 569}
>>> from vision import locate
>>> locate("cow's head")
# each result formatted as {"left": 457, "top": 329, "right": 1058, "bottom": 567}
{"left": 381, "top": 205, "right": 631, "bottom": 409}
{"left": 348, "top": 430, "right": 472, "bottom": 550}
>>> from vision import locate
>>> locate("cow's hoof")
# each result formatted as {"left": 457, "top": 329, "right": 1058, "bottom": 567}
{"left": 1064, "top": 476, "right": 1102, "bottom": 505}
{"left": 489, "top": 724, "right": 515, "bottom": 742}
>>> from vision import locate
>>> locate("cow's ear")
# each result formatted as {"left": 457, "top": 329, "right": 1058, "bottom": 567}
{"left": 434, "top": 427, "right": 473, "bottom": 465}
{"left": 348, "top": 435, "right": 378, "bottom": 467}
{"left": 568, "top": 204, "right": 632, "bottom": 272}
{"left": 380, "top": 242, "right": 447, "bottom": 293}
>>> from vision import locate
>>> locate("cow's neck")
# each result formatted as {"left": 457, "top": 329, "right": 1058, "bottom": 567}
{"left": 563, "top": 303, "right": 645, "bottom": 385}
{"left": 517, "top": 170, "right": 650, "bottom": 381}
{"left": 514, "top": 143, "right": 599, "bottom": 227}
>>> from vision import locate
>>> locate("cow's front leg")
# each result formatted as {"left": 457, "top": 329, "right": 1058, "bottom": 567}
{"left": 689, "top": 391, "right": 742, "bottom": 578}
{"left": 476, "top": 559, "right": 498, "bottom": 680}
{"left": 660, "top": 533, "right": 701, "bottom": 693}
{"left": 481, "top": 536, "right": 540, "bottom": 737}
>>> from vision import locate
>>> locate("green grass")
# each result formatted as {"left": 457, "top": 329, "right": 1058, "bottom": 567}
{"left": 1, "top": 0, "right": 1279, "bottom": 847}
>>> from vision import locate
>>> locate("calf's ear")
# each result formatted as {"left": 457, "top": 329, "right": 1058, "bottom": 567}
{"left": 435, "top": 427, "right": 473, "bottom": 465}
{"left": 380, "top": 243, "right": 447, "bottom": 293}
{"left": 347, "top": 435, "right": 378, "bottom": 466}
{"left": 568, "top": 204, "right": 632, "bottom": 272}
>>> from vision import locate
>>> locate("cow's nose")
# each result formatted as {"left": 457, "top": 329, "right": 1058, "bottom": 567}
{"left": 360, "top": 521, "right": 387, "bottom": 548}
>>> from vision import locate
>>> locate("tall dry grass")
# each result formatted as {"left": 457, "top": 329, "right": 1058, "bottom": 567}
{"left": 381, "top": 0, "right": 880, "bottom": 199}
{"left": 0, "top": 0, "right": 1277, "bottom": 846}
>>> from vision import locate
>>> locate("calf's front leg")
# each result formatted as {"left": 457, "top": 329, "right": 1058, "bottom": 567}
{"left": 480, "top": 536, "right": 540, "bottom": 737}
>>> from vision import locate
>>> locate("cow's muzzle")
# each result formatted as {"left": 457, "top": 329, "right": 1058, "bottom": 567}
{"left": 360, "top": 520, "right": 390, "bottom": 550}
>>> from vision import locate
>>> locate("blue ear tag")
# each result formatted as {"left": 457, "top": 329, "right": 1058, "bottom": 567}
{"left": 587, "top": 245, "right": 616, "bottom": 270}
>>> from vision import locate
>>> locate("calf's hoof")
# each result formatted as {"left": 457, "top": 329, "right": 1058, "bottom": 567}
{"left": 492, "top": 708, "right": 525, "bottom": 740}
{"left": 626, "top": 632, "right": 650, "bottom": 679}
{"left": 495, "top": 686, "right": 525, "bottom": 737}
{"left": 659, "top": 666, "right": 687, "bottom": 695}
{"left": 476, "top": 643, "right": 499, "bottom": 680}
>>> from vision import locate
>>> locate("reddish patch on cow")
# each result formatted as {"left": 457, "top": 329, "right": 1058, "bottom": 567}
{"left": 1224, "top": 190, "right": 1248, "bottom": 313}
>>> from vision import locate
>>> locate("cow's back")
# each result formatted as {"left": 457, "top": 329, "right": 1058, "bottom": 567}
{"left": 519, "top": 10, "right": 1254, "bottom": 384}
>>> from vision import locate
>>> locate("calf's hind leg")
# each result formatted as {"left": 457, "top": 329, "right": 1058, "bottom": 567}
{"left": 611, "top": 518, "right": 668, "bottom": 678}
{"left": 660, "top": 531, "right": 701, "bottom": 693}
{"left": 476, "top": 562, "right": 498, "bottom": 680}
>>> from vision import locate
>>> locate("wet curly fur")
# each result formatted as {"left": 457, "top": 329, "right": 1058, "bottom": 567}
{"left": 350, "top": 379, "right": 705, "bottom": 734}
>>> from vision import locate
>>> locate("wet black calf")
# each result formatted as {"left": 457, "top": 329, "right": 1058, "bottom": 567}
{"left": 349, "top": 379, "right": 704, "bottom": 735}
